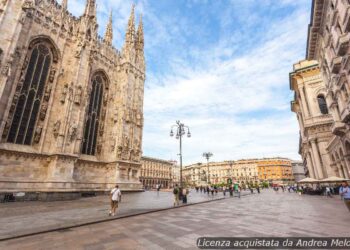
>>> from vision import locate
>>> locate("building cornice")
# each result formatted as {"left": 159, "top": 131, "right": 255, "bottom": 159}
{"left": 306, "top": 0, "right": 326, "bottom": 60}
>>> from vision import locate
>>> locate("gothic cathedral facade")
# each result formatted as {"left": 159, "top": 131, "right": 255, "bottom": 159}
{"left": 0, "top": 0, "right": 145, "bottom": 197}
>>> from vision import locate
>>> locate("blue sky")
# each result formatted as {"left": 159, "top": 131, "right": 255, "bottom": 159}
{"left": 65, "top": 0, "right": 311, "bottom": 164}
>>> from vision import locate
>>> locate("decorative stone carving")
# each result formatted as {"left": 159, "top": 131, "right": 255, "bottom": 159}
{"left": 1, "top": 61, "right": 11, "bottom": 76}
{"left": 117, "top": 146, "right": 122, "bottom": 159}
{"left": 53, "top": 120, "right": 61, "bottom": 138}
{"left": 136, "top": 112, "right": 142, "bottom": 127}
{"left": 33, "top": 126, "right": 43, "bottom": 144}
{"left": 75, "top": 41, "right": 84, "bottom": 58}
{"left": 48, "top": 68, "right": 56, "bottom": 82}
{"left": 22, "top": 0, "right": 35, "bottom": 10}
{"left": 39, "top": 103, "right": 48, "bottom": 120}
{"left": 68, "top": 123, "right": 77, "bottom": 142}
{"left": 60, "top": 84, "right": 68, "bottom": 103}
{"left": 74, "top": 85, "right": 82, "bottom": 105}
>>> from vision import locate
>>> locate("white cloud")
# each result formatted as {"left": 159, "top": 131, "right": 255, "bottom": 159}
{"left": 63, "top": 0, "right": 307, "bottom": 165}
{"left": 142, "top": 2, "right": 309, "bottom": 164}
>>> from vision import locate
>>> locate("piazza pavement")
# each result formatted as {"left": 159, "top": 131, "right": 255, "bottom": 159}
{"left": 0, "top": 189, "right": 348, "bottom": 249}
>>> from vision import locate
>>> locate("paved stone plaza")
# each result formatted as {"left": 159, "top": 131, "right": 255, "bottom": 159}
{"left": 0, "top": 190, "right": 246, "bottom": 240}
{"left": 0, "top": 190, "right": 348, "bottom": 250}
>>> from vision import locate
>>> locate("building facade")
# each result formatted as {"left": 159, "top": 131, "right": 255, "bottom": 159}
{"left": 0, "top": 0, "right": 145, "bottom": 197}
{"left": 290, "top": 60, "right": 335, "bottom": 179}
{"left": 183, "top": 158, "right": 294, "bottom": 186}
{"left": 292, "top": 161, "right": 307, "bottom": 182}
{"left": 291, "top": 0, "right": 350, "bottom": 179}
{"left": 140, "top": 157, "right": 173, "bottom": 189}
{"left": 257, "top": 158, "right": 294, "bottom": 184}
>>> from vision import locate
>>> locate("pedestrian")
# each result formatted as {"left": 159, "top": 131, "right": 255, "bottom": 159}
{"left": 206, "top": 186, "right": 210, "bottom": 195}
{"left": 109, "top": 185, "right": 121, "bottom": 216}
{"left": 211, "top": 186, "right": 214, "bottom": 196}
{"left": 223, "top": 186, "right": 226, "bottom": 196}
{"left": 325, "top": 186, "right": 332, "bottom": 197}
{"left": 257, "top": 186, "right": 260, "bottom": 194}
{"left": 173, "top": 184, "right": 180, "bottom": 206}
{"left": 182, "top": 187, "right": 188, "bottom": 204}
{"left": 339, "top": 182, "right": 350, "bottom": 212}
{"left": 229, "top": 185, "right": 233, "bottom": 196}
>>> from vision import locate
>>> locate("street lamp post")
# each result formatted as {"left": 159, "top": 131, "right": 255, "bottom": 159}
{"left": 228, "top": 161, "right": 234, "bottom": 184}
{"left": 170, "top": 121, "right": 191, "bottom": 188}
{"left": 202, "top": 152, "right": 213, "bottom": 185}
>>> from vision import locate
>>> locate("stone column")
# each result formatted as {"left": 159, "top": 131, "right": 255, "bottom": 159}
{"left": 337, "top": 162, "right": 345, "bottom": 178}
{"left": 339, "top": 158, "right": 349, "bottom": 178}
{"left": 344, "top": 155, "right": 350, "bottom": 178}
{"left": 318, "top": 140, "right": 333, "bottom": 177}
{"left": 306, "top": 153, "right": 316, "bottom": 178}
{"left": 310, "top": 139, "right": 324, "bottom": 179}
{"left": 298, "top": 87, "right": 310, "bottom": 118}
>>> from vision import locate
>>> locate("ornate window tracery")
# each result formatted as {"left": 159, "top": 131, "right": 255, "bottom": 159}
{"left": 82, "top": 72, "right": 108, "bottom": 155}
{"left": 2, "top": 39, "right": 58, "bottom": 145}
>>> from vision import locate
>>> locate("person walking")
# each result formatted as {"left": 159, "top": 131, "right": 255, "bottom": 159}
{"left": 325, "top": 186, "right": 332, "bottom": 198}
{"left": 229, "top": 185, "right": 233, "bottom": 197}
{"left": 210, "top": 186, "right": 214, "bottom": 196}
{"left": 256, "top": 186, "right": 260, "bottom": 194}
{"left": 339, "top": 182, "right": 350, "bottom": 212}
{"left": 182, "top": 187, "right": 189, "bottom": 204}
{"left": 109, "top": 185, "right": 121, "bottom": 216}
{"left": 206, "top": 186, "right": 210, "bottom": 195}
{"left": 173, "top": 184, "right": 180, "bottom": 206}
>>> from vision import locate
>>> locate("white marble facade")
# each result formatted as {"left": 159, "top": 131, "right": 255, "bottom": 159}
{"left": 0, "top": 0, "right": 145, "bottom": 195}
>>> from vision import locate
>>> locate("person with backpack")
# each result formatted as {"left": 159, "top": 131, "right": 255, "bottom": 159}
{"left": 173, "top": 184, "right": 180, "bottom": 206}
{"left": 109, "top": 185, "right": 121, "bottom": 216}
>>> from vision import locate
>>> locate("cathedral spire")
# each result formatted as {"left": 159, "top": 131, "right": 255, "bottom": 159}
{"left": 61, "top": 0, "right": 68, "bottom": 10}
{"left": 125, "top": 4, "right": 136, "bottom": 45}
{"left": 104, "top": 11, "right": 113, "bottom": 46}
{"left": 136, "top": 15, "right": 144, "bottom": 51}
{"left": 84, "top": 0, "right": 96, "bottom": 17}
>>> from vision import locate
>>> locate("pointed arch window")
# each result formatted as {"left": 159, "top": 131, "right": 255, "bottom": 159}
{"left": 82, "top": 72, "right": 108, "bottom": 155}
{"left": 3, "top": 40, "right": 57, "bottom": 145}
{"left": 317, "top": 95, "right": 328, "bottom": 115}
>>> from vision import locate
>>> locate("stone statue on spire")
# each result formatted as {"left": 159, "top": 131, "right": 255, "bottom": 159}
{"left": 136, "top": 15, "right": 144, "bottom": 51}
{"left": 61, "top": 0, "right": 68, "bottom": 10}
{"left": 84, "top": 0, "right": 96, "bottom": 18}
{"left": 104, "top": 11, "right": 113, "bottom": 46}
{"left": 125, "top": 4, "right": 136, "bottom": 45}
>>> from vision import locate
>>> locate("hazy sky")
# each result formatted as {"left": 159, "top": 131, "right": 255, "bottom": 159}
{"left": 65, "top": 0, "right": 311, "bottom": 165}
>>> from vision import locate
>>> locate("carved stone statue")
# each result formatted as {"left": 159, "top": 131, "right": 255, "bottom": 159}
{"left": 136, "top": 112, "right": 142, "bottom": 126}
{"left": 68, "top": 123, "right": 77, "bottom": 142}
{"left": 1, "top": 61, "right": 11, "bottom": 76}
{"left": 117, "top": 146, "right": 123, "bottom": 159}
{"left": 34, "top": 126, "right": 43, "bottom": 144}
{"left": 60, "top": 84, "right": 68, "bottom": 103}
{"left": 74, "top": 85, "right": 82, "bottom": 105}
{"left": 53, "top": 120, "right": 61, "bottom": 138}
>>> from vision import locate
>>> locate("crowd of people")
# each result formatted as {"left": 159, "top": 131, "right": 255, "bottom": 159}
{"left": 107, "top": 181, "right": 350, "bottom": 216}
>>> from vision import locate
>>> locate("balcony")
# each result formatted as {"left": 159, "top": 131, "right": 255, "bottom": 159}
{"left": 336, "top": 33, "right": 350, "bottom": 56}
{"left": 331, "top": 121, "right": 347, "bottom": 136}
{"left": 331, "top": 56, "right": 342, "bottom": 74}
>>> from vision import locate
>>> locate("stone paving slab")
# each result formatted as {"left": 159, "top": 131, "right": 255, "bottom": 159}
{"left": 0, "top": 190, "right": 247, "bottom": 240}
{"left": 0, "top": 190, "right": 349, "bottom": 250}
